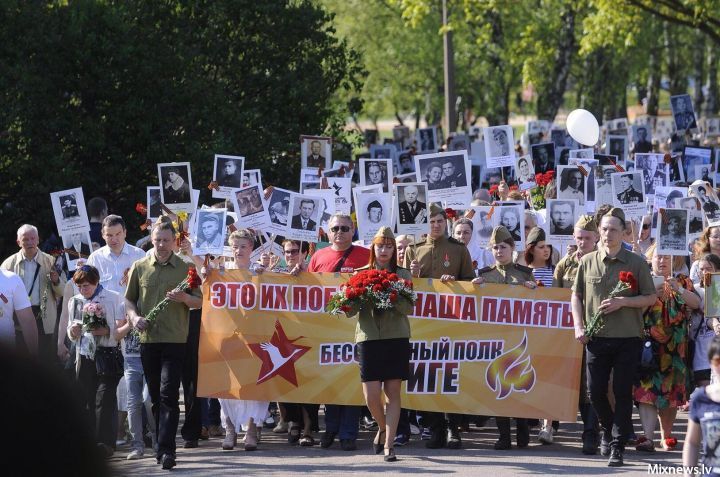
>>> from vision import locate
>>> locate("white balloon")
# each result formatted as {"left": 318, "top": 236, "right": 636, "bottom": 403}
{"left": 566, "top": 109, "right": 599, "bottom": 146}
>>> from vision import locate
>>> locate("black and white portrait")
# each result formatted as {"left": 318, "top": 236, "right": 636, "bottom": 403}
{"left": 359, "top": 158, "right": 392, "bottom": 193}
{"left": 515, "top": 155, "right": 536, "bottom": 191}
{"left": 147, "top": 187, "right": 162, "bottom": 220}
{"left": 213, "top": 155, "right": 245, "bottom": 190}
{"left": 657, "top": 209, "right": 688, "bottom": 256}
{"left": 557, "top": 166, "right": 585, "bottom": 205}
{"left": 396, "top": 183, "right": 428, "bottom": 226}
{"left": 612, "top": 172, "right": 644, "bottom": 205}
{"left": 392, "top": 125, "right": 410, "bottom": 146}
{"left": 606, "top": 136, "right": 628, "bottom": 164}
{"left": 234, "top": 186, "right": 264, "bottom": 218}
{"left": 531, "top": 142, "right": 555, "bottom": 174}
{"left": 62, "top": 231, "right": 92, "bottom": 271}
{"left": 356, "top": 193, "right": 392, "bottom": 242}
{"left": 193, "top": 209, "right": 227, "bottom": 255}
{"left": 547, "top": 199, "right": 577, "bottom": 237}
{"left": 674, "top": 197, "right": 704, "bottom": 236}
{"left": 526, "top": 120, "right": 550, "bottom": 145}
{"left": 414, "top": 151, "right": 472, "bottom": 208}
{"left": 569, "top": 148, "right": 594, "bottom": 160}
{"left": 496, "top": 206, "right": 523, "bottom": 243}
{"left": 670, "top": 94, "right": 698, "bottom": 132}
{"left": 634, "top": 153, "right": 668, "bottom": 196}
{"left": 266, "top": 187, "right": 292, "bottom": 236}
{"left": 241, "top": 169, "right": 261, "bottom": 188}
{"left": 691, "top": 182, "right": 720, "bottom": 225}
{"left": 694, "top": 165, "right": 714, "bottom": 186}
{"left": 301, "top": 135, "right": 332, "bottom": 170}
{"left": 594, "top": 166, "right": 617, "bottom": 208}
{"left": 158, "top": 162, "right": 192, "bottom": 208}
{"left": 59, "top": 194, "right": 80, "bottom": 219}
{"left": 683, "top": 146, "right": 713, "bottom": 183}
{"left": 395, "top": 151, "right": 415, "bottom": 175}
{"left": 417, "top": 127, "right": 438, "bottom": 153}
{"left": 632, "top": 125, "right": 653, "bottom": 154}
{"left": 550, "top": 128, "right": 578, "bottom": 150}
{"left": 290, "top": 197, "right": 319, "bottom": 231}
{"left": 370, "top": 144, "right": 396, "bottom": 160}
{"left": 449, "top": 134, "right": 470, "bottom": 152}
{"left": 484, "top": 125, "right": 515, "bottom": 168}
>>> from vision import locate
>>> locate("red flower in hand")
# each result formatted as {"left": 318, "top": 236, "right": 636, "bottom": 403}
{"left": 135, "top": 203, "right": 147, "bottom": 216}
{"left": 187, "top": 267, "right": 201, "bottom": 288}
{"left": 445, "top": 208, "right": 458, "bottom": 220}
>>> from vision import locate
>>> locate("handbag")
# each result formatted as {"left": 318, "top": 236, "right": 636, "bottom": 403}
{"left": 94, "top": 346, "right": 125, "bottom": 378}
{"left": 638, "top": 339, "right": 659, "bottom": 378}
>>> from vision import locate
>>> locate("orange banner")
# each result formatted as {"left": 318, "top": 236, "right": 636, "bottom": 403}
{"left": 198, "top": 270, "right": 582, "bottom": 421}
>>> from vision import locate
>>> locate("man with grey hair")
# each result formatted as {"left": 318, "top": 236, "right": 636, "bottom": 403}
{"left": 2, "top": 224, "right": 65, "bottom": 362}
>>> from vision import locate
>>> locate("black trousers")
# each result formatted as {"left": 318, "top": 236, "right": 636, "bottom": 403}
{"left": 424, "top": 411, "right": 462, "bottom": 433}
{"left": 181, "top": 311, "right": 202, "bottom": 441}
{"left": 77, "top": 355, "right": 121, "bottom": 448}
{"left": 141, "top": 342, "right": 185, "bottom": 458}
{"left": 586, "top": 337, "right": 642, "bottom": 449}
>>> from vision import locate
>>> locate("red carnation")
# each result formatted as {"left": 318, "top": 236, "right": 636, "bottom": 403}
{"left": 389, "top": 291, "right": 398, "bottom": 302}
{"left": 135, "top": 202, "right": 147, "bottom": 216}
{"left": 340, "top": 305, "right": 352, "bottom": 313}
{"left": 445, "top": 208, "right": 458, "bottom": 220}
{"left": 372, "top": 284, "right": 383, "bottom": 292}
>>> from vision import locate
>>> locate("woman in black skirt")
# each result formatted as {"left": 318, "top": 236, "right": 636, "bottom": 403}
{"left": 354, "top": 227, "right": 412, "bottom": 462}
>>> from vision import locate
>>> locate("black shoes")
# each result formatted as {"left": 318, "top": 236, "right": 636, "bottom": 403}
{"left": 320, "top": 432, "right": 337, "bottom": 449}
{"left": 373, "top": 430, "right": 386, "bottom": 454}
{"left": 160, "top": 453, "right": 176, "bottom": 470}
{"left": 183, "top": 439, "right": 198, "bottom": 449}
{"left": 600, "top": 435, "right": 610, "bottom": 457}
{"left": 425, "top": 430, "right": 446, "bottom": 449}
{"left": 494, "top": 438, "right": 512, "bottom": 450}
{"left": 607, "top": 447, "right": 623, "bottom": 467}
{"left": 340, "top": 439, "right": 357, "bottom": 451}
{"left": 581, "top": 430, "right": 598, "bottom": 455}
{"left": 384, "top": 447, "right": 397, "bottom": 462}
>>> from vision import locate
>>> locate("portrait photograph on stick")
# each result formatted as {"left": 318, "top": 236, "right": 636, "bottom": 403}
{"left": 50, "top": 187, "right": 91, "bottom": 235}
{"left": 515, "top": 155, "right": 536, "bottom": 191}
{"left": 233, "top": 184, "right": 271, "bottom": 231}
{"left": 158, "top": 162, "right": 193, "bottom": 212}
{"left": 147, "top": 186, "right": 162, "bottom": 221}
{"left": 300, "top": 135, "right": 332, "bottom": 170}
{"left": 656, "top": 208, "right": 688, "bottom": 256}
{"left": 266, "top": 187, "right": 292, "bottom": 236}
{"left": 414, "top": 151, "right": 471, "bottom": 209}
{"left": 286, "top": 193, "right": 322, "bottom": 242}
{"left": 394, "top": 182, "right": 429, "bottom": 237}
{"left": 359, "top": 158, "right": 393, "bottom": 193}
{"left": 531, "top": 142, "right": 555, "bottom": 174}
{"left": 491, "top": 201, "right": 525, "bottom": 250}
{"left": 191, "top": 208, "right": 227, "bottom": 256}
{"left": 611, "top": 170, "right": 646, "bottom": 219}
{"left": 212, "top": 154, "right": 245, "bottom": 198}
{"left": 416, "top": 126, "right": 438, "bottom": 153}
{"left": 670, "top": 93, "right": 698, "bottom": 132}
{"left": 61, "top": 231, "right": 92, "bottom": 271}
{"left": 690, "top": 180, "right": 720, "bottom": 226}
{"left": 483, "top": 125, "right": 515, "bottom": 169}
{"left": 355, "top": 192, "right": 392, "bottom": 242}
{"left": 634, "top": 153, "right": 669, "bottom": 197}
{"left": 556, "top": 165, "right": 586, "bottom": 206}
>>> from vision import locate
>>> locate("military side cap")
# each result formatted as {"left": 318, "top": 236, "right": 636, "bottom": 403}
{"left": 200, "top": 213, "right": 221, "bottom": 225}
{"left": 575, "top": 214, "right": 597, "bottom": 232}
{"left": 429, "top": 202, "right": 446, "bottom": 218}
{"left": 525, "top": 226, "right": 545, "bottom": 245}
{"left": 372, "top": 226, "right": 395, "bottom": 243}
{"left": 489, "top": 225, "right": 514, "bottom": 246}
{"left": 603, "top": 207, "right": 626, "bottom": 224}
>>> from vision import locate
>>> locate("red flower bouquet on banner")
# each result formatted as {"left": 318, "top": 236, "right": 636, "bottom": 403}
{"left": 585, "top": 271, "right": 637, "bottom": 338}
{"left": 326, "top": 269, "right": 416, "bottom": 316}
{"left": 141, "top": 267, "right": 202, "bottom": 333}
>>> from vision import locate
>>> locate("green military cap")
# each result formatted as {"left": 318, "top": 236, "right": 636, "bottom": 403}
{"left": 489, "top": 225, "right": 514, "bottom": 246}
{"left": 372, "top": 226, "right": 395, "bottom": 243}
{"left": 603, "top": 207, "right": 626, "bottom": 225}
{"left": 525, "top": 226, "right": 545, "bottom": 245}
{"left": 428, "top": 202, "right": 446, "bottom": 219}
{"left": 575, "top": 214, "right": 598, "bottom": 232}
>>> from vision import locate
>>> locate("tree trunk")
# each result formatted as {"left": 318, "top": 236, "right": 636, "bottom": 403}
{"left": 580, "top": 49, "right": 610, "bottom": 122}
{"left": 485, "top": 11, "right": 509, "bottom": 126}
{"left": 693, "top": 32, "right": 705, "bottom": 114}
{"left": 665, "top": 22, "right": 688, "bottom": 95}
{"left": 394, "top": 109, "right": 404, "bottom": 126}
{"left": 535, "top": 5, "right": 576, "bottom": 122}
{"left": 645, "top": 40, "right": 661, "bottom": 115}
{"left": 705, "top": 44, "right": 719, "bottom": 115}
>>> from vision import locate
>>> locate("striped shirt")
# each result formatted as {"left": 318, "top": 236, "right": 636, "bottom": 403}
{"left": 532, "top": 266, "right": 555, "bottom": 288}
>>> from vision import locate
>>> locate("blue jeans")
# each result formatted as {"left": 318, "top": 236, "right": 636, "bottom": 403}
{"left": 124, "top": 356, "right": 145, "bottom": 452}
{"left": 324, "top": 405, "right": 360, "bottom": 440}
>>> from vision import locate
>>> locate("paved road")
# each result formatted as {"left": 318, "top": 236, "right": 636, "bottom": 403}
{"left": 111, "top": 411, "right": 688, "bottom": 476}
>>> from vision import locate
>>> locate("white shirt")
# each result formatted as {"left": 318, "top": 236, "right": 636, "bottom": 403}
{"left": 20, "top": 252, "right": 41, "bottom": 306}
{"left": 0, "top": 269, "right": 32, "bottom": 345}
{"left": 87, "top": 243, "right": 146, "bottom": 295}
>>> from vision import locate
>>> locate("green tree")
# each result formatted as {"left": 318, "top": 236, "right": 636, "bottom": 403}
{"left": 0, "top": 0, "right": 362, "bottom": 256}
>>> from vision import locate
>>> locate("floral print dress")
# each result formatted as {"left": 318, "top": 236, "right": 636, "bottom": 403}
{"left": 633, "top": 276, "right": 694, "bottom": 409}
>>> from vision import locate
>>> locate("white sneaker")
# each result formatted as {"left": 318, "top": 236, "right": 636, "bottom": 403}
{"left": 409, "top": 424, "right": 421, "bottom": 436}
{"left": 538, "top": 426, "right": 554, "bottom": 445}
{"left": 126, "top": 449, "right": 144, "bottom": 460}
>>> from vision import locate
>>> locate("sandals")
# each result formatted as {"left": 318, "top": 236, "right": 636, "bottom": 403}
{"left": 299, "top": 434, "right": 316, "bottom": 447}
{"left": 288, "top": 423, "right": 301, "bottom": 444}
{"left": 635, "top": 436, "right": 655, "bottom": 452}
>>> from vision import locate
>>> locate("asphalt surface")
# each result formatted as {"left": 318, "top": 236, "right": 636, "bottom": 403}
{"left": 111, "top": 410, "right": 688, "bottom": 476}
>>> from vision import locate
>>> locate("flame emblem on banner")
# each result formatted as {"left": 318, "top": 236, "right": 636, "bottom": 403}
{"left": 485, "top": 331, "right": 536, "bottom": 399}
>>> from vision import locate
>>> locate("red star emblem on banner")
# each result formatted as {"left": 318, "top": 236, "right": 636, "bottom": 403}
{"left": 247, "top": 320, "right": 311, "bottom": 386}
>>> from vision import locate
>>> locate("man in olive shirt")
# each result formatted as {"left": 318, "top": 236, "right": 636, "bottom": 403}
{"left": 553, "top": 215, "right": 600, "bottom": 454}
{"left": 125, "top": 221, "right": 202, "bottom": 470}
{"left": 571, "top": 208, "right": 656, "bottom": 467}
{"left": 403, "top": 203, "right": 474, "bottom": 449}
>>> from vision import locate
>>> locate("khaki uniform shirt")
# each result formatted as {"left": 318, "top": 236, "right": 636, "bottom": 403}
{"left": 477, "top": 263, "right": 534, "bottom": 285}
{"left": 125, "top": 253, "right": 202, "bottom": 344}
{"left": 402, "top": 235, "right": 475, "bottom": 280}
{"left": 572, "top": 247, "right": 654, "bottom": 338}
{"left": 553, "top": 252, "right": 582, "bottom": 289}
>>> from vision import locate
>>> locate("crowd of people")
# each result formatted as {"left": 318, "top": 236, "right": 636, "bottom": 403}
{"left": 3, "top": 125, "right": 720, "bottom": 473}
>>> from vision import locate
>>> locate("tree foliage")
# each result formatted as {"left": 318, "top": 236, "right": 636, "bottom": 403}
{"left": 0, "top": 0, "right": 362, "bottom": 256}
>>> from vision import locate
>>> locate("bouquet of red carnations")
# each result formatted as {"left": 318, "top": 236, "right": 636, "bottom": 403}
{"left": 529, "top": 170, "right": 554, "bottom": 210}
{"left": 585, "top": 271, "right": 637, "bottom": 338}
{"left": 141, "top": 267, "right": 202, "bottom": 332}
{"left": 326, "top": 269, "right": 416, "bottom": 316}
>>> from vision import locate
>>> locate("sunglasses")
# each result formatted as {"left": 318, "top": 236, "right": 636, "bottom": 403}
{"left": 330, "top": 225, "right": 351, "bottom": 233}
{"left": 284, "top": 249, "right": 300, "bottom": 255}
{"left": 642, "top": 223, "right": 650, "bottom": 230}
